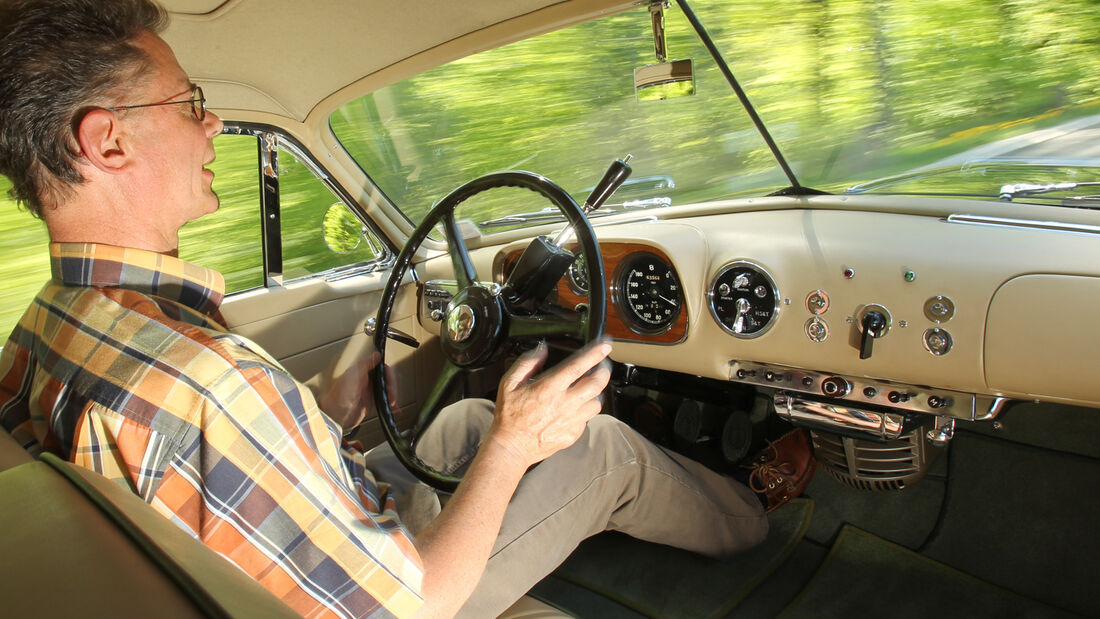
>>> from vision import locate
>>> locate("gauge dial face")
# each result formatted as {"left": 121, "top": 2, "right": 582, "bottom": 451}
{"left": 568, "top": 251, "right": 589, "bottom": 294}
{"left": 617, "top": 253, "right": 683, "bottom": 333}
{"left": 709, "top": 261, "right": 779, "bottom": 338}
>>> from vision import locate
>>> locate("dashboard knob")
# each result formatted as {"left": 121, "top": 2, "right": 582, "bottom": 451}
{"left": 821, "top": 376, "right": 851, "bottom": 397}
{"left": 924, "top": 328, "right": 953, "bottom": 356}
{"left": 887, "top": 390, "right": 911, "bottom": 403}
{"left": 859, "top": 310, "right": 888, "bottom": 359}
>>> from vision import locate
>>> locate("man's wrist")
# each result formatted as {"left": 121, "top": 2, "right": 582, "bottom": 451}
{"left": 478, "top": 429, "right": 535, "bottom": 472}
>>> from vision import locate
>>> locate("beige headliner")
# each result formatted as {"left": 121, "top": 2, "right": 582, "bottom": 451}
{"left": 161, "top": 0, "right": 639, "bottom": 124}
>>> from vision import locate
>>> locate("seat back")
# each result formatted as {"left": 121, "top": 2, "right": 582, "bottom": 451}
{"left": 0, "top": 424, "right": 33, "bottom": 472}
{"left": 0, "top": 425, "right": 572, "bottom": 618}
{"left": 0, "top": 426, "right": 298, "bottom": 618}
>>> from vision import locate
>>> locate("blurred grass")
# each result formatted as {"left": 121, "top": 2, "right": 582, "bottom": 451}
{"left": 177, "top": 133, "right": 265, "bottom": 292}
{"left": 0, "top": 134, "right": 271, "bottom": 339}
{"left": 0, "top": 177, "right": 50, "bottom": 340}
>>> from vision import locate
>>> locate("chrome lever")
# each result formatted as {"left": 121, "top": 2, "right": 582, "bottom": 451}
{"left": 364, "top": 317, "right": 420, "bottom": 349}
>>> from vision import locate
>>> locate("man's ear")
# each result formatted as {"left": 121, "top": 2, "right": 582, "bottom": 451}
{"left": 76, "top": 109, "right": 129, "bottom": 172}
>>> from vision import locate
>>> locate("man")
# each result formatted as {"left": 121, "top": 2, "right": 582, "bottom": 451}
{"left": 0, "top": 1, "right": 768, "bottom": 617}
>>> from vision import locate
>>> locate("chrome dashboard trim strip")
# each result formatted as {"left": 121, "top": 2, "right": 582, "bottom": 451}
{"left": 773, "top": 392, "right": 906, "bottom": 441}
{"left": 947, "top": 214, "right": 1100, "bottom": 236}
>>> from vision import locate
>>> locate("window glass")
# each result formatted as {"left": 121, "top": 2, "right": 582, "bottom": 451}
{"left": 178, "top": 132, "right": 265, "bottom": 292}
{"left": 330, "top": 0, "right": 1100, "bottom": 223}
{"left": 278, "top": 144, "right": 381, "bottom": 281}
{"left": 0, "top": 179, "right": 50, "bottom": 339}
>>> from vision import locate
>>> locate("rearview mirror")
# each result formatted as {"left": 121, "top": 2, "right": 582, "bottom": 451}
{"left": 635, "top": 59, "right": 695, "bottom": 101}
{"left": 635, "top": 1, "right": 695, "bottom": 101}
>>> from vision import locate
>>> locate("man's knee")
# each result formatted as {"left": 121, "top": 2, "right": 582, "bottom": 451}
{"left": 578, "top": 413, "right": 638, "bottom": 466}
{"left": 416, "top": 398, "right": 494, "bottom": 473}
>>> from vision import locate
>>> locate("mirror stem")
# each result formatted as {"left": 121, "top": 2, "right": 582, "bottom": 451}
{"left": 651, "top": 0, "right": 669, "bottom": 63}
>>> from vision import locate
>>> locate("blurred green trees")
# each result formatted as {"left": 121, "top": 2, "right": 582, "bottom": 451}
{"left": 332, "top": 0, "right": 1100, "bottom": 224}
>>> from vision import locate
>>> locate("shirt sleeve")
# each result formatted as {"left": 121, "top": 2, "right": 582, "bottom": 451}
{"left": 149, "top": 344, "right": 425, "bottom": 619}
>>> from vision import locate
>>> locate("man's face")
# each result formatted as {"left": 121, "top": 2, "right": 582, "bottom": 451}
{"left": 123, "top": 31, "right": 223, "bottom": 237}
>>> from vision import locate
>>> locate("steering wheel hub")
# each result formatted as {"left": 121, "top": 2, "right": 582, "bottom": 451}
{"left": 441, "top": 285, "right": 506, "bottom": 367}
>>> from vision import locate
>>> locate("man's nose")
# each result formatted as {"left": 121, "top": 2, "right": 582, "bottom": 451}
{"left": 204, "top": 110, "right": 224, "bottom": 137}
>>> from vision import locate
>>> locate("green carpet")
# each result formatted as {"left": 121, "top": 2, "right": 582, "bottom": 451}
{"left": 780, "top": 525, "right": 1076, "bottom": 619}
{"left": 532, "top": 498, "right": 813, "bottom": 618}
{"left": 921, "top": 431, "right": 1100, "bottom": 617}
{"left": 802, "top": 455, "right": 946, "bottom": 549}
{"left": 721, "top": 539, "right": 829, "bottom": 619}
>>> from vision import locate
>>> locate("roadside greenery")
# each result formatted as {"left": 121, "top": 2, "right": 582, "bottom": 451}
{"left": 3, "top": 0, "right": 1099, "bottom": 338}
{"left": 332, "top": 0, "right": 1100, "bottom": 226}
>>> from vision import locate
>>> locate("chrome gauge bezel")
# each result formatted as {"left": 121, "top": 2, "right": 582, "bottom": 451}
{"left": 567, "top": 250, "right": 589, "bottom": 295}
{"left": 707, "top": 260, "right": 780, "bottom": 339}
{"left": 611, "top": 251, "right": 683, "bottom": 336}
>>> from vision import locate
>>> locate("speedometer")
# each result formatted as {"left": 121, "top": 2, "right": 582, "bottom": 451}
{"left": 616, "top": 252, "right": 683, "bottom": 334}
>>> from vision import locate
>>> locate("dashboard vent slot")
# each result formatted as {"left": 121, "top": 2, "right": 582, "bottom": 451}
{"left": 811, "top": 426, "right": 941, "bottom": 492}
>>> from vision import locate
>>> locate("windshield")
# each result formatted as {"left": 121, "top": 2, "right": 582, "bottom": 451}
{"left": 330, "top": 0, "right": 1100, "bottom": 229}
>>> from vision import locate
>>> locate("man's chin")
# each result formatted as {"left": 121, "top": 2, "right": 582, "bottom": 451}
{"left": 202, "top": 189, "right": 220, "bottom": 214}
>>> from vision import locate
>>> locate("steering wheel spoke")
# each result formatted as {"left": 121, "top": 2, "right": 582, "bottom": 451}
{"left": 507, "top": 310, "right": 587, "bottom": 341}
{"left": 441, "top": 213, "right": 478, "bottom": 289}
{"left": 409, "top": 360, "right": 466, "bottom": 440}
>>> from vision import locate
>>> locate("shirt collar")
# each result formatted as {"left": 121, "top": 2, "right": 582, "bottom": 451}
{"left": 49, "top": 242, "right": 226, "bottom": 317}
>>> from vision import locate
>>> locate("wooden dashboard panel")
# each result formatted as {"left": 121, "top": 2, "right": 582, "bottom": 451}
{"left": 499, "top": 242, "right": 688, "bottom": 344}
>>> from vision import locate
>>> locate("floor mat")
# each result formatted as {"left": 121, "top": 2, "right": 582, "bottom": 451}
{"left": 721, "top": 539, "right": 828, "bottom": 619}
{"left": 921, "top": 431, "right": 1100, "bottom": 617}
{"left": 780, "top": 525, "right": 1076, "bottom": 619}
{"left": 803, "top": 455, "right": 946, "bottom": 549}
{"left": 531, "top": 498, "right": 813, "bottom": 619}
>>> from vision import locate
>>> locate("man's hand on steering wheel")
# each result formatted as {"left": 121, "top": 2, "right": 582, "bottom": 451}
{"left": 488, "top": 339, "right": 613, "bottom": 469}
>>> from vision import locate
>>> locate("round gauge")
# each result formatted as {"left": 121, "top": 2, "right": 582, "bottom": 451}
{"left": 616, "top": 252, "right": 683, "bottom": 334}
{"left": 709, "top": 261, "right": 779, "bottom": 338}
{"left": 568, "top": 251, "right": 589, "bottom": 294}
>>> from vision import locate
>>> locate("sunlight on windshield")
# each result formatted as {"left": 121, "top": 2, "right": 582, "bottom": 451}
{"left": 331, "top": 0, "right": 1100, "bottom": 226}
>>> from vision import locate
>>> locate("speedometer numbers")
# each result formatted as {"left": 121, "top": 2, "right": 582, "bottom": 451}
{"left": 616, "top": 252, "right": 683, "bottom": 334}
{"left": 709, "top": 261, "right": 779, "bottom": 338}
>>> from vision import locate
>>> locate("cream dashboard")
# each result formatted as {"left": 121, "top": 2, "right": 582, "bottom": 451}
{"left": 417, "top": 196, "right": 1100, "bottom": 421}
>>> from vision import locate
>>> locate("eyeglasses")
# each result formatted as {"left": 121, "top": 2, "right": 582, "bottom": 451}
{"left": 107, "top": 85, "right": 206, "bottom": 121}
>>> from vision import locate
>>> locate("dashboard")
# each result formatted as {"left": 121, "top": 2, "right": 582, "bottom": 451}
{"left": 417, "top": 196, "right": 1100, "bottom": 425}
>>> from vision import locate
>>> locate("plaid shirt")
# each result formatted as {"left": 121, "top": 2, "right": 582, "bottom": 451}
{"left": 0, "top": 243, "right": 423, "bottom": 618}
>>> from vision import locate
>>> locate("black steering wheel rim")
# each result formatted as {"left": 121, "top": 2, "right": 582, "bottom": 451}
{"left": 371, "top": 170, "right": 606, "bottom": 491}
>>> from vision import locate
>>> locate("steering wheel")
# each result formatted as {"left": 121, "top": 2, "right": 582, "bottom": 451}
{"left": 371, "top": 171, "right": 606, "bottom": 491}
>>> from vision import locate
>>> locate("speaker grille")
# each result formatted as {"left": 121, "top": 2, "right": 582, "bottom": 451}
{"left": 811, "top": 426, "right": 941, "bottom": 492}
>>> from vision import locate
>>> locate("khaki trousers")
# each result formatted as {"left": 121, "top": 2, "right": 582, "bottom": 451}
{"left": 364, "top": 400, "right": 768, "bottom": 617}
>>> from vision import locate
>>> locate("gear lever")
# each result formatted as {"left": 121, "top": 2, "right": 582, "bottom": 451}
{"left": 553, "top": 155, "right": 633, "bottom": 246}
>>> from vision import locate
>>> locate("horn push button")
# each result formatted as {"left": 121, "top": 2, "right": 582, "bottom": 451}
{"left": 441, "top": 285, "right": 506, "bottom": 368}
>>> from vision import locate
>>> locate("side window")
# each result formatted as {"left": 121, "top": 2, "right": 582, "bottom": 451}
{"left": 179, "top": 132, "right": 265, "bottom": 292}
{"left": 278, "top": 143, "right": 383, "bottom": 281}
{"left": 0, "top": 179, "right": 50, "bottom": 339}
{"left": 179, "top": 128, "right": 388, "bottom": 293}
